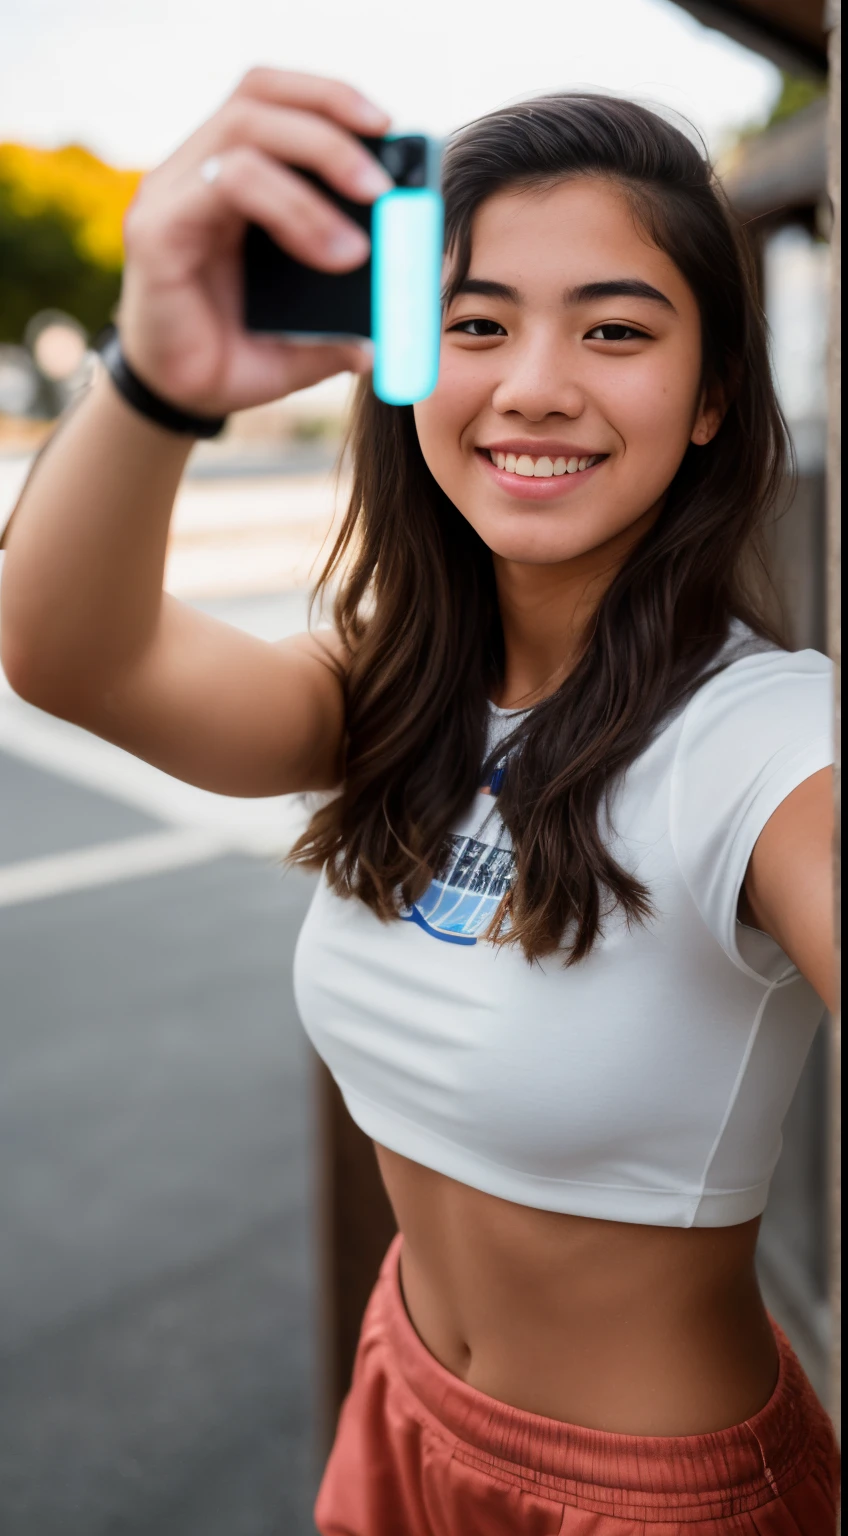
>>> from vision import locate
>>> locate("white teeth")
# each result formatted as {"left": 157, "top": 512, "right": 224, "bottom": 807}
{"left": 489, "top": 449, "right": 605, "bottom": 476}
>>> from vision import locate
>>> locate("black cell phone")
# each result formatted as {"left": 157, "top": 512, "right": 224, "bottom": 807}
{"left": 243, "top": 135, "right": 444, "bottom": 404}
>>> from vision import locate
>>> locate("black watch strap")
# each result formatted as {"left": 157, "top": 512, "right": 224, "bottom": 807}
{"left": 96, "top": 327, "right": 228, "bottom": 440}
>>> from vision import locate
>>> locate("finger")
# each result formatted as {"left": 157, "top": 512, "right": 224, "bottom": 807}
{"left": 151, "top": 69, "right": 390, "bottom": 193}
{"left": 219, "top": 100, "right": 393, "bottom": 203}
{"left": 150, "top": 103, "right": 392, "bottom": 208}
{"left": 234, "top": 337, "right": 372, "bottom": 402}
{"left": 127, "top": 148, "right": 372, "bottom": 276}
{"left": 233, "top": 67, "right": 390, "bottom": 137}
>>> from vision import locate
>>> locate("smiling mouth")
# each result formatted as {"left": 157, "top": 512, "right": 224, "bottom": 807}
{"left": 484, "top": 450, "right": 608, "bottom": 479}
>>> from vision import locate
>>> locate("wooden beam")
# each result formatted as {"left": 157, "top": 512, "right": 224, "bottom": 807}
{"left": 673, "top": 0, "right": 827, "bottom": 74}
{"left": 825, "top": 0, "right": 842, "bottom": 1446}
{"left": 314, "top": 1054, "right": 397, "bottom": 1458}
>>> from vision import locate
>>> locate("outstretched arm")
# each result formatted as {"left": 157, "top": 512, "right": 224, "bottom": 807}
{"left": 0, "top": 68, "right": 390, "bottom": 798}
{"left": 742, "top": 766, "right": 837, "bottom": 1011}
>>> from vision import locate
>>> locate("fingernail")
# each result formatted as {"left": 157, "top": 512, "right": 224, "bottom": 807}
{"left": 358, "top": 101, "right": 389, "bottom": 128}
{"left": 352, "top": 160, "right": 393, "bottom": 199}
{"left": 328, "top": 226, "right": 370, "bottom": 263}
{"left": 349, "top": 341, "right": 374, "bottom": 372}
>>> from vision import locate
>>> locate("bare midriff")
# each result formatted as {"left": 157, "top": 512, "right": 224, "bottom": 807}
{"left": 373, "top": 1142, "right": 780, "bottom": 1436}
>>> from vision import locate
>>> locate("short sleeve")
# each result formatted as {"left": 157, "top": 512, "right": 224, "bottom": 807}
{"left": 669, "top": 647, "right": 834, "bottom": 977}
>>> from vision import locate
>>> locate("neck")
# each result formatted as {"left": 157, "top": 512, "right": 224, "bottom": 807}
{"left": 492, "top": 504, "right": 659, "bottom": 709}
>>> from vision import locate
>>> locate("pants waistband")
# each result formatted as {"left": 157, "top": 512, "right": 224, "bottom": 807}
{"left": 372, "top": 1233, "right": 832, "bottom": 1520}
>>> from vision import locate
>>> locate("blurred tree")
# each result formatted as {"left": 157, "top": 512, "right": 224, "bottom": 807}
{"left": 0, "top": 144, "right": 142, "bottom": 346}
{"left": 0, "top": 185, "right": 121, "bottom": 344}
{"left": 765, "top": 70, "right": 828, "bottom": 128}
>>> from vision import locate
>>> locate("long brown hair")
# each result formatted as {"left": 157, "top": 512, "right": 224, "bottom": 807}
{"left": 290, "top": 93, "right": 788, "bottom": 963}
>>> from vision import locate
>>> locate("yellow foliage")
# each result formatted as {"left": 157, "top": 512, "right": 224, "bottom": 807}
{"left": 0, "top": 142, "right": 143, "bottom": 270}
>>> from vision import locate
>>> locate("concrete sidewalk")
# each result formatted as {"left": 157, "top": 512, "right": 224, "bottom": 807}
{"left": 0, "top": 447, "right": 351, "bottom": 601}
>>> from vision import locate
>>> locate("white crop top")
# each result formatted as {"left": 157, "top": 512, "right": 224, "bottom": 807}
{"left": 294, "top": 635, "right": 834, "bottom": 1228}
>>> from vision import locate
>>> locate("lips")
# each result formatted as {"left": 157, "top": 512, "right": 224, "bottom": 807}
{"left": 475, "top": 447, "right": 606, "bottom": 499}
{"left": 487, "top": 450, "right": 605, "bottom": 479}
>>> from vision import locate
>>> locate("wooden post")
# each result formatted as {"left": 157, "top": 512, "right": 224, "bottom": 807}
{"left": 314, "top": 1055, "right": 397, "bottom": 1459}
{"left": 825, "top": 0, "right": 842, "bottom": 1446}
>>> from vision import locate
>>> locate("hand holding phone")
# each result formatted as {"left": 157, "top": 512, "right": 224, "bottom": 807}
{"left": 116, "top": 70, "right": 401, "bottom": 418}
{"left": 244, "top": 135, "right": 444, "bottom": 404}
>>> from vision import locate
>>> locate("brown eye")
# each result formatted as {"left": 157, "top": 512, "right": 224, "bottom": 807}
{"left": 586, "top": 323, "right": 648, "bottom": 341}
{"left": 449, "top": 318, "right": 507, "bottom": 337}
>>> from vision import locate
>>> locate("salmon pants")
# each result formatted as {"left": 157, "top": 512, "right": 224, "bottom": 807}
{"left": 315, "top": 1234, "right": 840, "bottom": 1535}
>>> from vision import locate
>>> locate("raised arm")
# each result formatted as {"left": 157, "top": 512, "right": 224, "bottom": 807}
{"left": 0, "top": 68, "right": 392, "bottom": 797}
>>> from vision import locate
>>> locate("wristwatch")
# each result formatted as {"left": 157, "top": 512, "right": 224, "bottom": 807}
{"left": 96, "top": 326, "right": 228, "bottom": 439}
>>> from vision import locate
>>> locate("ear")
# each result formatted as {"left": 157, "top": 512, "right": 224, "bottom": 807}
{"left": 690, "top": 384, "right": 726, "bottom": 447}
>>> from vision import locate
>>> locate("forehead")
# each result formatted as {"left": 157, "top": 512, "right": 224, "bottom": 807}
{"left": 456, "top": 177, "right": 692, "bottom": 308}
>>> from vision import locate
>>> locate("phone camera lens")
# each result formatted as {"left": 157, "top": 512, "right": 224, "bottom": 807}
{"left": 378, "top": 137, "right": 427, "bottom": 188}
{"left": 381, "top": 142, "right": 406, "bottom": 181}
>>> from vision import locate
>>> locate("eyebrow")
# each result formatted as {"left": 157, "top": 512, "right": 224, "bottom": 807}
{"left": 452, "top": 278, "right": 521, "bottom": 303}
{"left": 452, "top": 276, "right": 676, "bottom": 312}
{"left": 568, "top": 279, "right": 676, "bottom": 312}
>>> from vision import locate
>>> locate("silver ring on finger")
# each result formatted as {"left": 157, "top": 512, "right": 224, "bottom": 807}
{"left": 200, "top": 155, "right": 223, "bottom": 185}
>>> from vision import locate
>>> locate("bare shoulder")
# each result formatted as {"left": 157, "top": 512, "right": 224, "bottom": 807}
{"left": 43, "top": 600, "right": 356, "bottom": 801}
{"left": 280, "top": 625, "right": 352, "bottom": 675}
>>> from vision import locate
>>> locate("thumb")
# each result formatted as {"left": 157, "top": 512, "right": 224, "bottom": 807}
{"left": 235, "top": 338, "right": 373, "bottom": 403}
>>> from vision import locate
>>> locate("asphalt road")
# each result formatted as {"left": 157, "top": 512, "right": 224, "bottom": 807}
{"left": 0, "top": 591, "right": 322, "bottom": 1536}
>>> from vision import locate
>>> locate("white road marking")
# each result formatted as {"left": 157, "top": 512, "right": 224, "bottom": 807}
{"left": 0, "top": 555, "right": 315, "bottom": 904}
{"left": 0, "top": 456, "right": 349, "bottom": 601}
{"left": 0, "top": 827, "right": 233, "bottom": 908}
{"left": 0, "top": 693, "right": 311, "bottom": 858}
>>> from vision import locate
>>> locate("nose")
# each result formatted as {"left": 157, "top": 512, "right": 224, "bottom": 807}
{"left": 490, "top": 331, "right": 586, "bottom": 422}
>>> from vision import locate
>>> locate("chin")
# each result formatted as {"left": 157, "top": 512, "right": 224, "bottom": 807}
{"left": 467, "top": 511, "right": 604, "bottom": 567}
{"left": 489, "top": 537, "right": 586, "bottom": 565}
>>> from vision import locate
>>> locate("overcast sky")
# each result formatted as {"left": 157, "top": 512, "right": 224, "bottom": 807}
{"left": 2, "top": 0, "right": 780, "bottom": 168}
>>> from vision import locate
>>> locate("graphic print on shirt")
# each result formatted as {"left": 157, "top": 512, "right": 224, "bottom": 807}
{"left": 399, "top": 768, "right": 516, "bottom": 945}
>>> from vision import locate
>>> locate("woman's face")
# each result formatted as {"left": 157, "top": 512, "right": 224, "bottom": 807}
{"left": 414, "top": 177, "right": 719, "bottom": 568}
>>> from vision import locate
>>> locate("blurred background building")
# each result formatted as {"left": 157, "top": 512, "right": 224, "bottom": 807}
{"left": 720, "top": 79, "right": 834, "bottom": 1389}
{"left": 0, "top": 2, "right": 838, "bottom": 1532}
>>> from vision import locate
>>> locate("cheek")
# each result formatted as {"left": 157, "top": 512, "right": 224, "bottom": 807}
{"left": 603, "top": 353, "right": 700, "bottom": 476}
{"left": 414, "top": 360, "right": 484, "bottom": 481}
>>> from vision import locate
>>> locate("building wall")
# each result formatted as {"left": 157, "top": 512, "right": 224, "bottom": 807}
{"left": 756, "top": 457, "right": 830, "bottom": 1399}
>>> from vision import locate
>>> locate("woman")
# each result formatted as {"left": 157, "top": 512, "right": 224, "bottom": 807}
{"left": 0, "top": 69, "right": 839, "bottom": 1535}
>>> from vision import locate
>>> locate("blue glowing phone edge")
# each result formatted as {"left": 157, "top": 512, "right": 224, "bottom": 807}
{"left": 371, "top": 146, "right": 444, "bottom": 406}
